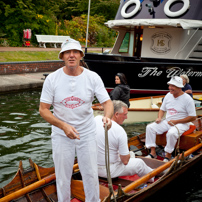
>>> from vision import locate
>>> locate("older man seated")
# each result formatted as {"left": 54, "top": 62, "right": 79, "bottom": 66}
{"left": 95, "top": 100, "right": 154, "bottom": 182}
{"left": 145, "top": 76, "right": 196, "bottom": 162}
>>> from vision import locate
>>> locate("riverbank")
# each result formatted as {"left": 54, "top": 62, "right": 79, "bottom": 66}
{"left": 0, "top": 46, "right": 111, "bottom": 93}
{"left": 0, "top": 72, "right": 51, "bottom": 93}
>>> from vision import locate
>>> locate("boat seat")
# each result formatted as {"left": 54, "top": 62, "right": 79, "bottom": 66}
{"left": 156, "top": 126, "right": 202, "bottom": 150}
{"left": 181, "top": 124, "right": 196, "bottom": 136}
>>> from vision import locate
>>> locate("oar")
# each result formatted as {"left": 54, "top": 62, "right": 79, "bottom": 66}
{"left": 122, "top": 142, "right": 202, "bottom": 193}
{"left": 0, "top": 174, "right": 56, "bottom": 202}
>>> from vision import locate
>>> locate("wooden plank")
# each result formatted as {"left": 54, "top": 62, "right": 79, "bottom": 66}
{"left": 156, "top": 131, "right": 202, "bottom": 150}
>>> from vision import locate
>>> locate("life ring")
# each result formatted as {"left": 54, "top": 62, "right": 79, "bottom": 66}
{"left": 121, "top": 0, "right": 141, "bottom": 19}
{"left": 164, "top": 0, "right": 190, "bottom": 17}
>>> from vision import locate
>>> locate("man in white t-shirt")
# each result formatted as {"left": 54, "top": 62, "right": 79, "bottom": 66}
{"left": 39, "top": 38, "right": 113, "bottom": 202}
{"left": 145, "top": 76, "right": 196, "bottom": 162}
{"left": 95, "top": 100, "right": 154, "bottom": 182}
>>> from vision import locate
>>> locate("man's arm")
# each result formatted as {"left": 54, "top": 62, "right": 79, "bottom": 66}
{"left": 120, "top": 154, "right": 130, "bottom": 165}
{"left": 155, "top": 109, "right": 165, "bottom": 123}
{"left": 168, "top": 116, "right": 196, "bottom": 126}
{"left": 101, "top": 99, "right": 114, "bottom": 130}
{"left": 39, "top": 102, "right": 80, "bottom": 139}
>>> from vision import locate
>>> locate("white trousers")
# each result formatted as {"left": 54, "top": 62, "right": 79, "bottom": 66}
{"left": 98, "top": 158, "right": 154, "bottom": 182}
{"left": 145, "top": 120, "right": 189, "bottom": 153}
{"left": 52, "top": 134, "right": 100, "bottom": 202}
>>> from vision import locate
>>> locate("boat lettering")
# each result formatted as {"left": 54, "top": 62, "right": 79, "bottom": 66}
{"left": 166, "top": 67, "right": 202, "bottom": 78}
{"left": 138, "top": 67, "right": 202, "bottom": 78}
{"left": 138, "top": 67, "right": 163, "bottom": 77}
{"left": 121, "top": 0, "right": 141, "bottom": 18}
{"left": 164, "top": 0, "right": 190, "bottom": 17}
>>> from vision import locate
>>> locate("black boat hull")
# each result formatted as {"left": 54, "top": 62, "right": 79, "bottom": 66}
{"left": 84, "top": 53, "right": 202, "bottom": 97}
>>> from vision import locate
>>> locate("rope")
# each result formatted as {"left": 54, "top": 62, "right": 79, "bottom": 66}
{"left": 105, "top": 123, "right": 117, "bottom": 202}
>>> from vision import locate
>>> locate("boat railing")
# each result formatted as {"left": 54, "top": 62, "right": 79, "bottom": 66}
{"left": 174, "top": 28, "right": 202, "bottom": 60}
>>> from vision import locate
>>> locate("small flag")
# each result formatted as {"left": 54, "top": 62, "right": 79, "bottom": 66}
{"left": 161, "top": 0, "right": 165, "bottom": 3}
{"left": 140, "top": 0, "right": 144, "bottom": 3}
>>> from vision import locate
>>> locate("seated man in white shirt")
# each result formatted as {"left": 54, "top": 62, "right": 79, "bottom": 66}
{"left": 145, "top": 76, "right": 196, "bottom": 162}
{"left": 95, "top": 100, "right": 154, "bottom": 182}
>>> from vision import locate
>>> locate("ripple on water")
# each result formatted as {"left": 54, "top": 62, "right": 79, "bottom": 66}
{"left": 0, "top": 127, "right": 18, "bottom": 133}
{"left": 9, "top": 113, "right": 27, "bottom": 116}
{"left": 30, "top": 122, "right": 51, "bottom": 128}
{"left": 2, "top": 121, "right": 18, "bottom": 123}
{"left": 17, "top": 122, "right": 30, "bottom": 125}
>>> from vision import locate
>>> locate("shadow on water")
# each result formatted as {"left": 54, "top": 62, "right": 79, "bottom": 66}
{"left": 0, "top": 90, "right": 202, "bottom": 201}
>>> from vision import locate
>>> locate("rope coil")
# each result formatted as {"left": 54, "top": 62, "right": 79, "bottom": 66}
{"left": 105, "top": 123, "right": 117, "bottom": 202}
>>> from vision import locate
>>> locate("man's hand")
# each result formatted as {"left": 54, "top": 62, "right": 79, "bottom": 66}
{"left": 102, "top": 117, "right": 112, "bottom": 130}
{"left": 40, "top": 102, "right": 80, "bottom": 139}
{"left": 155, "top": 117, "right": 162, "bottom": 124}
{"left": 167, "top": 120, "right": 177, "bottom": 126}
{"left": 62, "top": 123, "right": 80, "bottom": 139}
{"left": 155, "top": 110, "right": 165, "bottom": 124}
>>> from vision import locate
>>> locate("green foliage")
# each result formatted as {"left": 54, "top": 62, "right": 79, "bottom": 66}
{"left": 0, "top": 0, "right": 57, "bottom": 46}
{"left": 56, "top": 0, "right": 119, "bottom": 21}
{"left": 0, "top": 0, "right": 120, "bottom": 47}
{"left": 58, "top": 15, "right": 117, "bottom": 47}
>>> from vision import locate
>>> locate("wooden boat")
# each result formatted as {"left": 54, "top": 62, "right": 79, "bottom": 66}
{"left": 1, "top": 117, "right": 202, "bottom": 202}
{"left": 84, "top": 0, "right": 202, "bottom": 97}
{"left": 93, "top": 94, "right": 202, "bottom": 123}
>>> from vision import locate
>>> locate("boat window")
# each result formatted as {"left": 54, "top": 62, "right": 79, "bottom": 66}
{"left": 119, "top": 32, "right": 130, "bottom": 53}
{"left": 134, "top": 28, "right": 143, "bottom": 58}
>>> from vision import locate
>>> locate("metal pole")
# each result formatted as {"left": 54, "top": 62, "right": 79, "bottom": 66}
{"left": 85, "top": 0, "right": 91, "bottom": 53}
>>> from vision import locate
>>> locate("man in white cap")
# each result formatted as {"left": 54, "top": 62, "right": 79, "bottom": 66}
{"left": 145, "top": 76, "right": 196, "bottom": 162}
{"left": 39, "top": 38, "right": 113, "bottom": 202}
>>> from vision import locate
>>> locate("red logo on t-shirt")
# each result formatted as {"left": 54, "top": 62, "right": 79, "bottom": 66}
{"left": 168, "top": 108, "right": 177, "bottom": 115}
{"left": 61, "top": 96, "right": 85, "bottom": 109}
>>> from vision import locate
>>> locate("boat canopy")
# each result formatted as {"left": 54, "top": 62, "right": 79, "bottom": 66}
{"left": 105, "top": 19, "right": 202, "bottom": 30}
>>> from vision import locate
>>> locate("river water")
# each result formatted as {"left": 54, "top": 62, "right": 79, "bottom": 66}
{"left": 0, "top": 90, "right": 202, "bottom": 201}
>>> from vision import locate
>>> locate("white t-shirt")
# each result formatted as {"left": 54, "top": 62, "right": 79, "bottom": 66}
{"left": 95, "top": 115, "right": 129, "bottom": 166}
{"left": 160, "top": 92, "right": 196, "bottom": 121}
{"left": 40, "top": 67, "right": 110, "bottom": 137}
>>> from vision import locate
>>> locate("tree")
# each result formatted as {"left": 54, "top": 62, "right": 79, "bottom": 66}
{"left": 56, "top": 0, "right": 120, "bottom": 21}
{"left": 0, "top": 0, "right": 120, "bottom": 47}
{"left": 58, "top": 14, "right": 117, "bottom": 47}
{"left": 0, "top": 0, "right": 59, "bottom": 46}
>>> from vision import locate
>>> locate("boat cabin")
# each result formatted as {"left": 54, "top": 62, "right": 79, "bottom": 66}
{"left": 106, "top": 0, "right": 202, "bottom": 60}
{"left": 84, "top": 0, "right": 202, "bottom": 96}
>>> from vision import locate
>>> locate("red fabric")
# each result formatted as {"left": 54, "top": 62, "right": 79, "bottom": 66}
{"left": 119, "top": 174, "right": 140, "bottom": 181}
{"left": 182, "top": 125, "right": 196, "bottom": 136}
{"left": 71, "top": 198, "right": 82, "bottom": 202}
